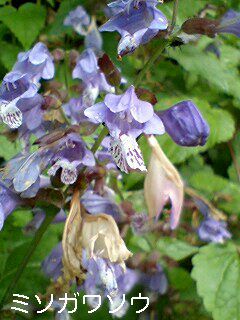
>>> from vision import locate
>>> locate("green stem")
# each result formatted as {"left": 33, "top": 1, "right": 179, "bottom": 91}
{"left": 0, "top": 209, "right": 58, "bottom": 309}
{"left": 91, "top": 126, "right": 109, "bottom": 153}
{"left": 134, "top": 39, "right": 168, "bottom": 87}
{"left": 170, "top": 0, "right": 179, "bottom": 33}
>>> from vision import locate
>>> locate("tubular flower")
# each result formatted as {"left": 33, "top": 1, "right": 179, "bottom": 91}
{"left": 158, "top": 100, "right": 210, "bottom": 147}
{"left": 144, "top": 135, "right": 184, "bottom": 229}
{"left": 64, "top": 5, "right": 90, "bottom": 35}
{"left": 100, "top": 0, "right": 168, "bottom": 57}
{"left": 13, "top": 42, "right": 54, "bottom": 84}
{"left": 0, "top": 71, "right": 38, "bottom": 129}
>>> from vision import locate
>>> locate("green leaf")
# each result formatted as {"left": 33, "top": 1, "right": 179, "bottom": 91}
{"left": 0, "top": 4, "right": 46, "bottom": 49}
{"left": 0, "top": 41, "right": 20, "bottom": 70}
{"left": 169, "top": 45, "right": 240, "bottom": 101}
{"left": 192, "top": 243, "right": 240, "bottom": 320}
{"left": 190, "top": 170, "right": 240, "bottom": 215}
{"left": 156, "top": 237, "right": 199, "bottom": 261}
{"left": 0, "top": 135, "right": 21, "bottom": 160}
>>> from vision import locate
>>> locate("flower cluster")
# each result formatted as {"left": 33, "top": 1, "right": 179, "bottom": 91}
{"left": 0, "top": 1, "right": 235, "bottom": 318}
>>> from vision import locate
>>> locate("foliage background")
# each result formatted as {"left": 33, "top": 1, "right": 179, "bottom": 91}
{"left": 0, "top": 0, "right": 240, "bottom": 319}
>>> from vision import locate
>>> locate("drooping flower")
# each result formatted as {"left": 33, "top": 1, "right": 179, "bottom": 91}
{"left": 81, "top": 213, "right": 132, "bottom": 267}
{"left": 73, "top": 49, "right": 114, "bottom": 105}
{"left": 100, "top": 0, "right": 168, "bottom": 57}
{"left": 13, "top": 42, "right": 55, "bottom": 84}
{"left": 84, "top": 85, "right": 165, "bottom": 139}
{"left": 0, "top": 71, "right": 38, "bottom": 128}
{"left": 198, "top": 218, "right": 231, "bottom": 244}
{"left": 194, "top": 199, "right": 231, "bottom": 244}
{"left": 217, "top": 9, "right": 240, "bottom": 38}
{"left": 144, "top": 135, "right": 184, "bottom": 229}
{"left": 64, "top": 6, "right": 90, "bottom": 35}
{"left": 158, "top": 100, "right": 210, "bottom": 147}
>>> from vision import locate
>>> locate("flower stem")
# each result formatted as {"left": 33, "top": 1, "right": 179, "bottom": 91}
{"left": 0, "top": 208, "right": 58, "bottom": 310}
{"left": 134, "top": 39, "right": 168, "bottom": 88}
{"left": 170, "top": 0, "right": 179, "bottom": 33}
{"left": 91, "top": 126, "right": 109, "bottom": 153}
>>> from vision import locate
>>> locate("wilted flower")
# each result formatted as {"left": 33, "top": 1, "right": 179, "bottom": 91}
{"left": 64, "top": 6, "right": 90, "bottom": 35}
{"left": 100, "top": 0, "right": 168, "bottom": 57}
{"left": 0, "top": 71, "right": 38, "bottom": 128}
{"left": 13, "top": 42, "right": 55, "bottom": 84}
{"left": 73, "top": 49, "right": 114, "bottom": 105}
{"left": 144, "top": 135, "right": 184, "bottom": 229}
{"left": 218, "top": 9, "right": 240, "bottom": 38}
{"left": 158, "top": 100, "right": 210, "bottom": 147}
{"left": 84, "top": 85, "right": 164, "bottom": 139}
{"left": 81, "top": 213, "right": 132, "bottom": 267}
{"left": 198, "top": 217, "right": 231, "bottom": 244}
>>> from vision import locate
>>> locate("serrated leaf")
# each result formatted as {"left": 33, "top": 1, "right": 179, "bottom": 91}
{"left": 190, "top": 170, "right": 240, "bottom": 215}
{"left": 192, "top": 243, "right": 240, "bottom": 320}
{"left": 157, "top": 237, "right": 199, "bottom": 261}
{"left": 0, "top": 4, "right": 46, "bottom": 49}
{"left": 169, "top": 45, "right": 240, "bottom": 101}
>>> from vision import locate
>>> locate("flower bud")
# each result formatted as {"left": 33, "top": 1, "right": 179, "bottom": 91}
{"left": 158, "top": 100, "right": 210, "bottom": 147}
{"left": 181, "top": 18, "right": 219, "bottom": 38}
{"left": 144, "top": 135, "right": 184, "bottom": 229}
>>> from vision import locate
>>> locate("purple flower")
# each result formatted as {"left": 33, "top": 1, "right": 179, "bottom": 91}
{"left": 48, "top": 133, "right": 95, "bottom": 185}
{"left": 218, "top": 9, "right": 240, "bottom": 38}
{"left": 62, "top": 97, "right": 98, "bottom": 134}
{"left": 42, "top": 243, "right": 63, "bottom": 281}
{"left": 24, "top": 208, "right": 66, "bottom": 235}
{"left": 85, "top": 18, "right": 103, "bottom": 53}
{"left": 131, "top": 212, "right": 149, "bottom": 234}
{"left": 64, "top": 6, "right": 90, "bottom": 35}
{"left": 84, "top": 85, "right": 164, "bottom": 139}
{"left": 81, "top": 190, "right": 124, "bottom": 222}
{"left": 13, "top": 42, "right": 55, "bottom": 84}
{"left": 198, "top": 217, "right": 231, "bottom": 244}
{"left": 158, "top": 100, "right": 210, "bottom": 147}
{"left": 0, "top": 180, "right": 22, "bottom": 230}
{"left": 140, "top": 264, "right": 168, "bottom": 294}
{"left": 0, "top": 71, "right": 38, "bottom": 129}
{"left": 73, "top": 49, "right": 114, "bottom": 104}
{"left": 100, "top": 0, "right": 168, "bottom": 57}
{"left": 2, "top": 151, "right": 51, "bottom": 198}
